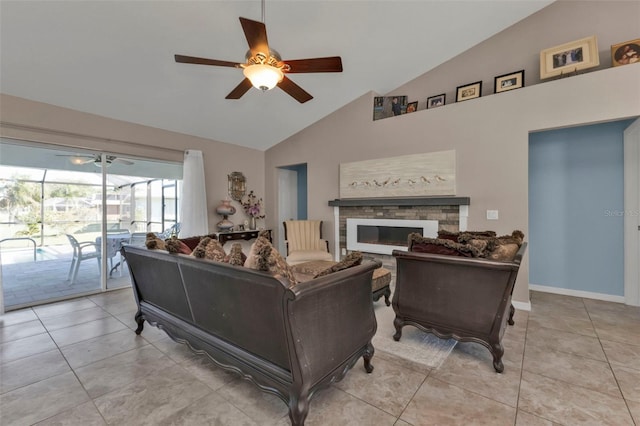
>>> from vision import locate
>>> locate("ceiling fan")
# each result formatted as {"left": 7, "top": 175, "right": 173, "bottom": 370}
{"left": 57, "top": 154, "right": 134, "bottom": 167}
{"left": 174, "top": 11, "right": 343, "bottom": 103}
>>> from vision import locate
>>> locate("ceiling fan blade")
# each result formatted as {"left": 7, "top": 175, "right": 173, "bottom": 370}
{"left": 277, "top": 76, "right": 313, "bottom": 104}
{"left": 282, "top": 56, "right": 343, "bottom": 73}
{"left": 239, "top": 17, "right": 269, "bottom": 58}
{"left": 113, "top": 158, "right": 134, "bottom": 166}
{"left": 225, "top": 78, "right": 253, "bottom": 100}
{"left": 174, "top": 54, "right": 240, "bottom": 68}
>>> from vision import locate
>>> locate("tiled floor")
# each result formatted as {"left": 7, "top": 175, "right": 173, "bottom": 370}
{"left": 1, "top": 289, "right": 639, "bottom": 425}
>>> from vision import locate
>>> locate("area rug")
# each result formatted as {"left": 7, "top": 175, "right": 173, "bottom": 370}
{"left": 373, "top": 303, "right": 457, "bottom": 369}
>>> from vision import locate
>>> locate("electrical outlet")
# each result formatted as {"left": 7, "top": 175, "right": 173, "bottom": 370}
{"left": 341, "top": 248, "right": 347, "bottom": 255}
{"left": 487, "top": 210, "right": 499, "bottom": 220}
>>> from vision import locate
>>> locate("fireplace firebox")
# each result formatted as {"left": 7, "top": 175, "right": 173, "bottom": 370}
{"left": 346, "top": 218, "right": 438, "bottom": 255}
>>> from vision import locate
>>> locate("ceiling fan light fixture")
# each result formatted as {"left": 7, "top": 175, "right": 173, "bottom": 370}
{"left": 69, "top": 156, "right": 86, "bottom": 165}
{"left": 242, "top": 64, "right": 283, "bottom": 91}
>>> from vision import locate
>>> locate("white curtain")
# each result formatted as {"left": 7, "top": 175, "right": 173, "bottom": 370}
{"left": 180, "top": 150, "right": 209, "bottom": 237}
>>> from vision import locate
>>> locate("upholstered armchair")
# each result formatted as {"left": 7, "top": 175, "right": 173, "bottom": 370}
{"left": 283, "top": 220, "right": 333, "bottom": 265}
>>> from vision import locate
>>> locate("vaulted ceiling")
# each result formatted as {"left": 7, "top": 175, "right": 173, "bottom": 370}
{"left": 0, "top": 1, "right": 551, "bottom": 151}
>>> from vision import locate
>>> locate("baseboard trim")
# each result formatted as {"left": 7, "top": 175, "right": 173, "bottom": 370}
{"left": 511, "top": 300, "right": 531, "bottom": 311}
{"left": 529, "top": 284, "right": 626, "bottom": 304}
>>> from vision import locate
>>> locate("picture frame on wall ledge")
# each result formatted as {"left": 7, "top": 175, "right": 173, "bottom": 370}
{"left": 540, "top": 35, "right": 599, "bottom": 79}
{"left": 406, "top": 101, "right": 418, "bottom": 113}
{"left": 455, "top": 81, "right": 482, "bottom": 102}
{"left": 373, "top": 95, "right": 408, "bottom": 120}
{"left": 611, "top": 38, "right": 640, "bottom": 66}
{"left": 426, "top": 94, "right": 445, "bottom": 109}
{"left": 494, "top": 70, "right": 524, "bottom": 93}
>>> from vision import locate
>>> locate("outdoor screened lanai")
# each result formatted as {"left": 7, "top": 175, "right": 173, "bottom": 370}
{"left": 0, "top": 139, "right": 182, "bottom": 311}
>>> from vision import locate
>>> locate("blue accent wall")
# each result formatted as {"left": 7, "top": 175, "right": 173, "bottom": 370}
{"left": 280, "top": 164, "right": 308, "bottom": 220}
{"left": 528, "top": 120, "right": 633, "bottom": 296}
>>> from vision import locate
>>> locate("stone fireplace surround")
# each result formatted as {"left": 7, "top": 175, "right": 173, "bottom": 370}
{"left": 329, "top": 197, "right": 470, "bottom": 270}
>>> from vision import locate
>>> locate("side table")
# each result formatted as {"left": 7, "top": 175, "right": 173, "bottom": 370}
{"left": 215, "top": 229, "right": 272, "bottom": 246}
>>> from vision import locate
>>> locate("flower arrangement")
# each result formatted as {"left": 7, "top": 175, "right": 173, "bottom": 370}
{"left": 241, "top": 190, "right": 265, "bottom": 219}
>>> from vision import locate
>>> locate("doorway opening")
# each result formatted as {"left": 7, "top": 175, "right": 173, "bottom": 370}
{"left": 277, "top": 164, "right": 307, "bottom": 254}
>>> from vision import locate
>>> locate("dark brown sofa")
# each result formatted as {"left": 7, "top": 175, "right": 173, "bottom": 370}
{"left": 391, "top": 242, "right": 527, "bottom": 373}
{"left": 122, "top": 245, "right": 380, "bottom": 425}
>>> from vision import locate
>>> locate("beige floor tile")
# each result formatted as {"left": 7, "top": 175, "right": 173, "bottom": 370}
{"left": 295, "top": 386, "right": 397, "bottom": 426}
{"left": 627, "top": 399, "right": 640, "bottom": 424}
{"left": 518, "top": 371, "right": 633, "bottom": 425}
{"left": 0, "top": 349, "right": 70, "bottom": 394}
{"left": 33, "top": 298, "right": 99, "bottom": 319}
{"left": 0, "top": 371, "right": 90, "bottom": 426}
{"left": 583, "top": 298, "right": 640, "bottom": 319}
{"left": 611, "top": 364, "right": 640, "bottom": 402}
{"left": 88, "top": 289, "right": 137, "bottom": 314}
{"left": 0, "top": 308, "right": 38, "bottom": 328}
{"left": 152, "top": 336, "right": 200, "bottom": 363}
{"left": 525, "top": 325, "right": 606, "bottom": 361}
{"left": 217, "top": 378, "right": 289, "bottom": 424}
{"left": 335, "top": 354, "right": 426, "bottom": 416}
{"left": 393, "top": 420, "right": 412, "bottom": 426}
{"left": 33, "top": 401, "right": 106, "bottom": 425}
{"left": 179, "top": 354, "right": 240, "bottom": 391}
{"left": 48, "top": 316, "right": 127, "bottom": 347}
{"left": 527, "top": 311, "right": 596, "bottom": 337}
{"left": 433, "top": 340, "right": 522, "bottom": 407}
{"left": 400, "top": 377, "right": 516, "bottom": 425}
{"left": 530, "top": 291, "right": 585, "bottom": 310}
{"left": 0, "top": 319, "right": 47, "bottom": 343}
{"left": 60, "top": 327, "right": 147, "bottom": 369}
{"left": 0, "top": 332, "right": 57, "bottom": 364}
{"left": 156, "top": 392, "right": 258, "bottom": 425}
{"left": 93, "top": 364, "right": 211, "bottom": 425}
{"left": 112, "top": 309, "right": 168, "bottom": 341}
{"left": 74, "top": 344, "right": 175, "bottom": 398}
{"left": 523, "top": 343, "right": 620, "bottom": 397}
{"left": 39, "top": 306, "right": 110, "bottom": 332}
{"left": 592, "top": 320, "right": 640, "bottom": 347}
{"left": 601, "top": 339, "right": 640, "bottom": 370}
{"left": 515, "top": 410, "right": 555, "bottom": 425}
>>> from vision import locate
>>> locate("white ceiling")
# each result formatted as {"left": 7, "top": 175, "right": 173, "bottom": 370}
{"left": 0, "top": 1, "right": 551, "bottom": 151}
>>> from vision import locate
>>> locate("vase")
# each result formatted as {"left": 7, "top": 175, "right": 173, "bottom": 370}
{"left": 249, "top": 216, "right": 257, "bottom": 230}
{"left": 215, "top": 199, "right": 236, "bottom": 231}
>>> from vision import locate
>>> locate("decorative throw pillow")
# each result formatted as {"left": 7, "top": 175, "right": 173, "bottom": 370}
{"left": 145, "top": 232, "right": 166, "bottom": 250}
{"left": 244, "top": 236, "right": 297, "bottom": 286}
{"left": 314, "top": 251, "right": 363, "bottom": 278}
{"left": 457, "top": 233, "right": 498, "bottom": 257}
{"left": 437, "top": 229, "right": 497, "bottom": 242}
{"left": 408, "top": 233, "right": 482, "bottom": 257}
{"left": 179, "top": 235, "right": 204, "bottom": 251}
{"left": 224, "top": 243, "right": 247, "bottom": 266}
{"left": 191, "top": 237, "right": 226, "bottom": 262}
{"left": 165, "top": 236, "right": 193, "bottom": 255}
{"left": 487, "top": 230, "right": 525, "bottom": 261}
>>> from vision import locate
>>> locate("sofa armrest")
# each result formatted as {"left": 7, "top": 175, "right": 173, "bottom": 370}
{"left": 285, "top": 260, "right": 381, "bottom": 384}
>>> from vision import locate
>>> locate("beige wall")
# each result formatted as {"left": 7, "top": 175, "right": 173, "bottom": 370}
{"left": 265, "top": 0, "right": 640, "bottom": 306}
{"left": 0, "top": 94, "right": 265, "bottom": 231}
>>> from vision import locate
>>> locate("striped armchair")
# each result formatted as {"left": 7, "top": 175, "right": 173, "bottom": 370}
{"left": 283, "top": 220, "right": 333, "bottom": 265}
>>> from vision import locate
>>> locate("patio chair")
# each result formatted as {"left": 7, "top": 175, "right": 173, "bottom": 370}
{"left": 157, "top": 223, "right": 181, "bottom": 239}
{"left": 283, "top": 220, "right": 333, "bottom": 265}
{"left": 66, "top": 234, "right": 100, "bottom": 284}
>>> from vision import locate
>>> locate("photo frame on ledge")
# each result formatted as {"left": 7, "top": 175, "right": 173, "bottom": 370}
{"left": 540, "top": 35, "right": 599, "bottom": 79}
{"left": 406, "top": 101, "right": 418, "bottom": 113}
{"left": 611, "top": 38, "right": 640, "bottom": 66}
{"left": 455, "top": 81, "right": 482, "bottom": 102}
{"left": 494, "top": 70, "right": 524, "bottom": 93}
{"left": 427, "top": 94, "right": 445, "bottom": 109}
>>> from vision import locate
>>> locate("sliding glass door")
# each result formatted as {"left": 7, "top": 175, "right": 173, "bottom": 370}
{"left": 0, "top": 139, "right": 182, "bottom": 310}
